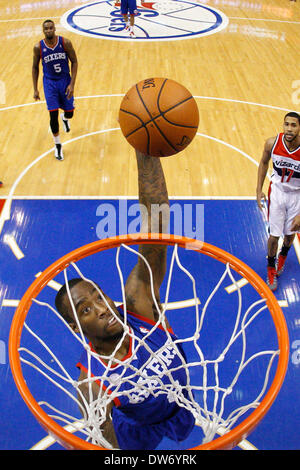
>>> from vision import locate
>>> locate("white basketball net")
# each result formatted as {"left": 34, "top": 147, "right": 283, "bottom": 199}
{"left": 19, "top": 243, "right": 280, "bottom": 449}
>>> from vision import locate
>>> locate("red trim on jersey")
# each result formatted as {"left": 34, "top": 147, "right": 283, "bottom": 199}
{"left": 119, "top": 304, "right": 175, "bottom": 335}
{"left": 270, "top": 134, "right": 279, "bottom": 155}
{"left": 76, "top": 362, "right": 122, "bottom": 408}
{"left": 82, "top": 328, "right": 134, "bottom": 369}
{"left": 97, "top": 329, "right": 133, "bottom": 368}
{"left": 273, "top": 133, "right": 300, "bottom": 161}
{"left": 61, "top": 36, "right": 66, "bottom": 51}
{"left": 0, "top": 199, "right": 5, "bottom": 214}
{"left": 43, "top": 36, "right": 59, "bottom": 51}
{"left": 76, "top": 324, "right": 134, "bottom": 408}
{"left": 76, "top": 305, "right": 175, "bottom": 407}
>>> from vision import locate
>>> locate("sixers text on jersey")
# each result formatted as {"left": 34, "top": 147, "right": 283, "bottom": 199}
{"left": 40, "top": 36, "right": 70, "bottom": 79}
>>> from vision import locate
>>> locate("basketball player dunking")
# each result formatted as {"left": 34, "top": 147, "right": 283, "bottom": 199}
{"left": 256, "top": 112, "right": 300, "bottom": 290}
{"left": 32, "top": 20, "right": 78, "bottom": 161}
{"left": 55, "top": 150, "right": 195, "bottom": 450}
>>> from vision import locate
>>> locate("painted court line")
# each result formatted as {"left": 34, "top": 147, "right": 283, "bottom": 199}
{"left": 225, "top": 277, "right": 249, "bottom": 294}
{"left": 0, "top": 128, "right": 120, "bottom": 235}
{"left": 1, "top": 299, "right": 20, "bottom": 307}
{"left": 35, "top": 272, "right": 62, "bottom": 292}
{"left": 0, "top": 129, "right": 263, "bottom": 234}
{"left": 3, "top": 234, "right": 24, "bottom": 259}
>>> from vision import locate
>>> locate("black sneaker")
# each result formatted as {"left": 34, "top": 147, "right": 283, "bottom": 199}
{"left": 60, "top": 112, "right": 70, "bottom": 133}
{"left": 55, "top": 144, "right": 64, "bottom": 161}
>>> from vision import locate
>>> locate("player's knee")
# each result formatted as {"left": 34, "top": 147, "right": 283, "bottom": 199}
{"left": 284, "top": 234, "right": 295, "bottom": 246}
{"left": 64, "top": 111, "right": 73, "bottom": 119}
{"left": 268, "top": 234, "right": 279, "bottom": 249}
{"left": 49, "top": 110, "right": 59, "bottom": 134}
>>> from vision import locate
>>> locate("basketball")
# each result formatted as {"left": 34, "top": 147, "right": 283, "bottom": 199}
{"left": 119, "top": 78, "right": 199, "bottom": 157}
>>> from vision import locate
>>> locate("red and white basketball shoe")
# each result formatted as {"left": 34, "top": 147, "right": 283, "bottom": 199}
{"left": 276, "top": 255, "right": 287, "bottom": 277}
{"left": 267, "top": 266, "right": 277, "bottom": 291}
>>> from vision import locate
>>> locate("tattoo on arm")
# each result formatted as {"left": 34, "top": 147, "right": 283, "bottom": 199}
{"left": 136, "top": 151, "right": 169, "bottom": 223}
{"left": 136, "top": 152, "right": 170, "bottom": 281}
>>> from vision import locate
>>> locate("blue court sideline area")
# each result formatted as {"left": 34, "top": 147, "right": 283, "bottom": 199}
{"left": 0, "top": 198, "right": 299, "bottom": 450}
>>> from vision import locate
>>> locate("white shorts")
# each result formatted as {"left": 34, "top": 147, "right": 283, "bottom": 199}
{"left": 268, "top": 182, "right": 300, "bottom": 237}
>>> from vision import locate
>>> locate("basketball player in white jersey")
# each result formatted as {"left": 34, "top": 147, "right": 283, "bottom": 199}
{"left": 256, "top": 112, "right": 300, "bottom": 290}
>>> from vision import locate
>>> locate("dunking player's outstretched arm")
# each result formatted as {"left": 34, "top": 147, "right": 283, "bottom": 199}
{"left": 76, "top": 150, "right": 170, "bottom": 449}
{"left": 124, "top": 151, "right": 170, "bottom": 324}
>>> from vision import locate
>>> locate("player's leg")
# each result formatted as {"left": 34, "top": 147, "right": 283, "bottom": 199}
{"left": 129, "top": 15, "right": 136, "bottom": 37}
{"left": 277, "top": 234, "right": 295, "bottom": 276}
{"left": 121, "top": 0, "right": 130, "bottom": 29}
{"left": 267, "top": 184, "right": 285, "bottom": 290}
{"left": 49, "top": 109, "right": 64, "bottom": 161}
{"left": 122, "top": 14, "right": 130, "bottom": 30}
{"left": 60, "top": 110, "right": 73, "bottom": 133}
{"left": 267, "top": 235, "right": 279, "bottom": 290}
{"left": 43, "top": 77, "right": 64, "bottom": 161}
{"left": 128, "top": 0, "right": 137, "bottom": 37}
{"left": 59, "top": 76, "right": 75, "bottom": 134}
{"left": 277, "top": 191, "right": 300, "bottom": 275}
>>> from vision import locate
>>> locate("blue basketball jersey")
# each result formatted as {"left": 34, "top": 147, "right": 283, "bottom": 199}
{"left": 121, "top": 0, "right": 137, "bottom": 15}
{"left": 77, "top": 306, "right": 193, "bottom": 426}
{"left": 40, "top": 36, "right": 70, "bottom": 80}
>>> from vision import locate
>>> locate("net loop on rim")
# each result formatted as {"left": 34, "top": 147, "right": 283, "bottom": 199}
{"left": 9, "top": 234, "right": 289, "bottom": 450}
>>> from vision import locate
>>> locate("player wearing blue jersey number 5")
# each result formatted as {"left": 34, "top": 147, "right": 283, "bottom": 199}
{"left": 55, "top": 150, "right": 195, "bottom": 450}
{"left": 32, "top": 20, "right": 78, "bottom": 161}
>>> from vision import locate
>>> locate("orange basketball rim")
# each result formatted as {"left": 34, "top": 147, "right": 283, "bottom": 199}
{"left": 9, "top": 234, "right": 289, "bottom": 450}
